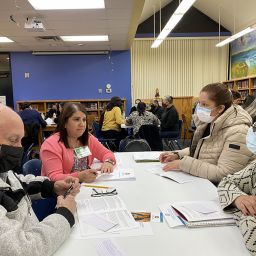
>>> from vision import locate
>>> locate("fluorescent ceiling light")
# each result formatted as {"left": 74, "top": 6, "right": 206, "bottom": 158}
{"left": 0, "top": 37, "right": 13, "bottom": 43}
{"left": 151, "top": 0, "right": 196, "bottom": 48}
{"left": 60, "top": 35, "right": 109, "bottom": 42}
{"left": 27, "top": 0, "right": 105, "bottom": 10}
{"left": 216, "top": 26, "right": 255, "bottom": 47}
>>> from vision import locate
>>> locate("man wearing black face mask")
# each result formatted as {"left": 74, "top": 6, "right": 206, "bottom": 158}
{"left": 0, "top": 105, "right": 80, "bottom": 256}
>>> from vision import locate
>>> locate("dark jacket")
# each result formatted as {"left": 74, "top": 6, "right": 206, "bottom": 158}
{"left": 161, "top": 105, "right": 179, "bottom": 131}
{"left": 19, "top": 109, "right": 47, "bottom": 128}
{"left": 151, "top": 106, "right": 164, "bottom": 120}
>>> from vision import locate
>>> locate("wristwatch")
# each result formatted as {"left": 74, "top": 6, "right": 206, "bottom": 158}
{"left": 104, "top": 159, "right": 115, "bottom": 165}
{"left": 172, "top": 152, "right": 180, "bottom": 159}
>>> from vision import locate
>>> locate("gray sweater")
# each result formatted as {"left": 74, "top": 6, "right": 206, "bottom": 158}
{"left": 0, "top": 171, "right": 73, "bottom": 256}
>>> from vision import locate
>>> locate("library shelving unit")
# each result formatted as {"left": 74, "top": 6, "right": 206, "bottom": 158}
{"left": 223, "top": 75, "right": 256, "bottom": 102}
{"left": 16, "top": 98, "right": 126, "bottom": 119}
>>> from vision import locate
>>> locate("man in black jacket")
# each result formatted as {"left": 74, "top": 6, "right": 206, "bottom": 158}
{"left": 160, "top": 96, "right": 179, "bottom": 133}
{"left": 150, "top": 100, "right": 164, "bottom": 120}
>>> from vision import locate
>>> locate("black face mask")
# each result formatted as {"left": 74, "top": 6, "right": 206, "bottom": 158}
{"left": 0, "top": 145, "right": 24, "bottom": 173}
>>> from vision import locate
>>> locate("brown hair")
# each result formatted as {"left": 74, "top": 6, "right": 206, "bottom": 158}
{"left": 57, "top": 102, "right": 89, "bottom": 148}
{"left": 201, "top": 83, "right": 232, "bottom": 111}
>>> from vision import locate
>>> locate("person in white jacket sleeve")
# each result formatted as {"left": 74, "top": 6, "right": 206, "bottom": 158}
{"left": 0, "top": 105, "right": 80, "bottom": 256}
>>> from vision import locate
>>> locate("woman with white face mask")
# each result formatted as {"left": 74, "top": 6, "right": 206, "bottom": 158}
{"left": 218, "top": 124, "right": 256, "bottom": 255}
{"left": 159, "top": 83, "right": 253, "bottom": 184}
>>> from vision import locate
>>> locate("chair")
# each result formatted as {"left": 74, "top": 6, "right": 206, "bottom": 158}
{"left": 119, "top": 137, "right": 151, "bottom": 152}
{"left": 21, "top": 143, "right": 34, "bottom": 168}
{"left": 91, "top": 121, "right": 117, "bottom": 150}
{"left": 137, "top": 124, "right": 163, "bottom": 151}
{"left": 22, "top": 159, "right": 56, "bottom": 221}
{"left": 160, "top": 120, "right": 183, "bottom": 151}
{"left": 22, "top": 159, "right": 42, "bottom": 176}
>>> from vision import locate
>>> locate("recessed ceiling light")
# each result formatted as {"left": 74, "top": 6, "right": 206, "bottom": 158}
{"left": 0, "top": 37, "right": 14, "bottom": 43}
{"left": 27, "top": 0, "right": 105, "bottom": 10}
{"left": 77, "top": 43, "right": 84, "bottom": 46}
{"left": 60, "top": 35, "right": 109, "bottom": 42}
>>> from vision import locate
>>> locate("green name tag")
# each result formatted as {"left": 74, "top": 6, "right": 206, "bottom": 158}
{"left": 74, "top": 146, "right": 91, "bottom": 159}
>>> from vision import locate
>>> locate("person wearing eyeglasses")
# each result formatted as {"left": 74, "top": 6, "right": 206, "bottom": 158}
{"left": 218, "top": 123, "right": 256, "bottom": 255}
{"left": 159, "top": 83, "right": 253, "bottom": 184}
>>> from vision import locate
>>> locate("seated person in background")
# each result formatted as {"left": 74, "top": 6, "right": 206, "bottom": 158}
{"left": 45, "top": 103, "right": 58, "bottom": 120}
{"left": 0, "top": 105, "right": 80, "bottom": 256}
{"left": 45, "top": 110, "right": 56, "bottom": 125}
{"left": 231, "top": 90, "right": 242, "bottom": 105}
{"left": 18, "top": 102, "right": 47, "bottom": 128}
{"left": 129, "top": 98, "right": 141, "bottom": 114}
{"left": 41, "top": 102, "right": 116, "bottom": 182}
{"left": 160, "top": 96, "right": 179, "bottom": 136}
{"left": 54, "top": 102, "right": 66, "bottom": 128}
{"left": 101, "top": 96, "right": 127, "bottom": 150}
{"left": 126, "top": 102, "right": 160, "bottom": 136}
{"left": 218, "top": 124, "right": 256, "bottom": 255}
{"left": 149, "top": 99, "right": 164, "bottom": 120}
{"left": 242, "top": 95, "right": 255, "bottom": 109}
{"left": 159, "top": 83, "right": 253, "bottom": 184}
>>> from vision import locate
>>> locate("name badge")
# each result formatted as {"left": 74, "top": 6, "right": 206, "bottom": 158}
{"left": 74, "top": 146, "right": 91, "bottom": 159}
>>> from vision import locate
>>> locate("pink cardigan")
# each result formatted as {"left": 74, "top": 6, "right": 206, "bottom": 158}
{"left": 40, "top": 133, "right": 116, "bottom": 181}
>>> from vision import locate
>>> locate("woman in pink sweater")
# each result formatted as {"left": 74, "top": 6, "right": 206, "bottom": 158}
{"left": 40, "top": 102, "right": 116, "bottom": 182}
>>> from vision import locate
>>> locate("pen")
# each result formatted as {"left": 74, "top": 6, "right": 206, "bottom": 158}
{"left": 82, "top": 184, "right": 112, "bottom": 189}
{"left": 63, "top": 184, "right": 73, "bottom": 198}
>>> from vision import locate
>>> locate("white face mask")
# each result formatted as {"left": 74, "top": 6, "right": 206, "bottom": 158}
{"left": 246, "top": 127, "right": 256, "bottom": 154}
{"left": 196, "top": 104, "right": 214, "bottom": 123}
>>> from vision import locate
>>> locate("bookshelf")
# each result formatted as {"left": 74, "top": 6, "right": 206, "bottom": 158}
{"left": 223, "top": 75, "right": 256, "bottom": 102}
{"left": 16, "top": 98, "right": 126, "bottom": 121}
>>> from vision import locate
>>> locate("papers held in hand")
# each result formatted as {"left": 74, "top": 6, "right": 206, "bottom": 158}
{"left": 159, "top": 200, "right": 235, "bottom": 228}
{"left": 133, "top": 152, "right": 161, "bottom": 163}
{"left": 96, "top": 168, "right": 136, "bottom": 182}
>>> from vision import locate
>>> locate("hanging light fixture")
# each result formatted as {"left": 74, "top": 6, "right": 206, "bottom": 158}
{"left": 151, "top": 0, "right": 197, "bottom": 48}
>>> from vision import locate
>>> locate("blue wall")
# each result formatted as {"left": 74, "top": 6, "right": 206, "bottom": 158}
{"left": 11, "top": 51, "right": 131, "bottom": 114}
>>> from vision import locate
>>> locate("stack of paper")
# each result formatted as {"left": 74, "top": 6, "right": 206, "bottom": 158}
{"left": 96, "top": 168, "right": 135, "bottom": 182}
{"left": 159, "top": 200, "right": 235, "bottom": 228}
{"left": 77, "top": 196, "right": 139, "bottom": 237}
{"left": 133, "top": 152, "right": 161, "bottom": 162}
{"left": 148, "top": 164, "right": 200, "bottom": 184}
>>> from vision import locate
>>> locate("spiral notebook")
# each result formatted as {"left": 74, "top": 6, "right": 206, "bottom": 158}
{"left": 159, "top": 200, "right": 235, "bottom": 228}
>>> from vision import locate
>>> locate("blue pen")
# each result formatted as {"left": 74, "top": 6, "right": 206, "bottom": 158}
{"left": 63, "top": 184, "right": 73, "bottom": 198}
{"left": 177, "top": 215, "right": 187, "bottom": 226}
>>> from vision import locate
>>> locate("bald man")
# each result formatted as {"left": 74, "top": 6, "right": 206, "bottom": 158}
{"left": 0, "top": 105, "right": 80, "bottom": 256}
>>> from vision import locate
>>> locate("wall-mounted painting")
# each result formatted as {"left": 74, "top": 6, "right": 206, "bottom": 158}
{"left": 231, "top": 30, "right": 256, "bottom": 79}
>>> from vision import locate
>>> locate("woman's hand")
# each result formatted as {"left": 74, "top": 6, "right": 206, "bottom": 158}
{"left": 78, "top": 169, "right": 98, "bottom": 183}
{"left": 159, "top": 152, "right": 179, "bottom": 163}
{"left": 162, "top": 160, "right": 181, "bottom": 172}
{"left": 101, "top": 162, "right": 114, "bottom": 173}
{"left": 234, "top": 195, "right": 256, "bottom": 216}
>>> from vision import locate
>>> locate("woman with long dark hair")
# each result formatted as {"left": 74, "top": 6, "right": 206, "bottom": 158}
{"left": 40, "top": 102, "right": 116, "bottom": 182}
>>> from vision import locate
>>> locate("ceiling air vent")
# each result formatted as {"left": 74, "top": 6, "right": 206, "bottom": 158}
{"left": 35, "top": 36, "right": 61, "bottom": 42}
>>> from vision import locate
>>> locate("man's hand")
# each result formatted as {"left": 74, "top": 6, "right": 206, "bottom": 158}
{"left": 100, "top": 162, "right": 114, "bottom": 173}
{"left": 57, "top": 195, "right": 76, "bottom": 215}
{"left": 159, "top": 152, "right": 179, "bottom": 163}
{"left": 54, "top": 176, "right": 80, "bottom": 196}
{"left": 234, "top": 195, "right": 256, "bottom": 216}
{"left": 78, "top": 169, "right": 98, "bottom": 183}
{"left": 162, "top": 160, "right": 181, "bottom": 171}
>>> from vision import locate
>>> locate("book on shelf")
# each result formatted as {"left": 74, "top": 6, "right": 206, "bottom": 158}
{"left": 159, "top": 200, "right": 235, "bottom": 228}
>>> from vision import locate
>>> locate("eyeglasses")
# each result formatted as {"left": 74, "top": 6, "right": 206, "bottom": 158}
{"left": 91, "top": 188, "right": 118, "bottom": 197}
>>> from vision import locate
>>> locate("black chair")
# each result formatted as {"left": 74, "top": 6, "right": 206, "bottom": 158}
{"left": 160, "top": 120, "right": 183, "bottom": 150}
{"left": 137, "top": 124, "right": 163, "bottom": 151}
{"left": 22, "top": 159, "right": 56, "bottom": 221}
{"left": 119, "top": 137, "right": 151, "bottom": 152}
{"left": 91, "top": 121, "right": 117, "bottom": 150}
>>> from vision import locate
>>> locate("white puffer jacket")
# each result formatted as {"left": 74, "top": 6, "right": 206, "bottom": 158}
{"left": 178, "top": 105, "right": 254, "bottom": 183}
